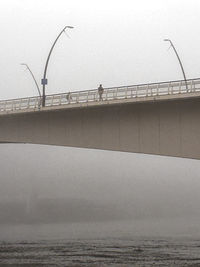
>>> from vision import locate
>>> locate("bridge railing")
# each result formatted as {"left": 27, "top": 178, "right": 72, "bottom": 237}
{"left": 1, "top": 78, "right": 200, "bottom": 112}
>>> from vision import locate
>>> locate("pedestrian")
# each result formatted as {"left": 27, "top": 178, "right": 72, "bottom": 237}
{"left": 98, "top": 84, "right": 104, "bottom": 101}
{"left": 66, "top": 92, "right": 72, "bottom": 103}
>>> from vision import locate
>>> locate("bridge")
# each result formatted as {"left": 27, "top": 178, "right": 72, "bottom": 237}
{"left": 1, "top": 78, "right": 200, "bottom": 160}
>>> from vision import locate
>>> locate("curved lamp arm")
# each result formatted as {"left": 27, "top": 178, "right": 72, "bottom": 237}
{"left": 164, "top": 39, "right": 188, "bottom": 90}
{"left": 42, "top": 25, "right": 74, "bottom": 107}
{"left": 21, "top": 63, "right": 41, "bottom": 98}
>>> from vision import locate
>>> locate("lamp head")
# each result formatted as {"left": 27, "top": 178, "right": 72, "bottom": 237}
{"left": 20, "top": 63, "right": 28, "bottom": 68}
{"left": 66, "top": 25, "right": 74, "bottom": 29}
{"left": 164, "top": 39, "right": 173, "bottom": 45}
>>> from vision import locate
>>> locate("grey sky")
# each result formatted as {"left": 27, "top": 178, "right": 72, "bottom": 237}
{"left": 0, "top": 0, "right": 200, "bottom": 231}
{"left": 0, "top": 0, "right": 200, "bottom": 99}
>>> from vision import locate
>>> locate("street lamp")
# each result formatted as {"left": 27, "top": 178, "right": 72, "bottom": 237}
{"left": 21, "top": 63, "right": 41, "bottom": 98}
{"left": 164, "top": 39, "right": 188, "bottom": 90}
{"left": 41, "top": 25, "right": 74, "bottom": 107}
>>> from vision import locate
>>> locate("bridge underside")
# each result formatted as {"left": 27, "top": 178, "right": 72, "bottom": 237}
{"left": 0, "top": 98, "right": 200, "bottom": 160}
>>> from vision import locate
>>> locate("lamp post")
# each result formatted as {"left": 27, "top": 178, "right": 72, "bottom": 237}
{"left": 164, "top": 39, "right": 188, "bottom": 90}
{"left": 41, "top": 25, "right": 74, "bottom": 107}
{"left": 21, "top": 63, "right": 41, "bottom": 98}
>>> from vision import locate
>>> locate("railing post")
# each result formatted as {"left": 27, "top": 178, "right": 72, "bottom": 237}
{"left": 146, "top": 84, "right": 149, "bottom": 96}
{"left": 179, "top": 81, "right": 181, "bottom": 94}
{"left": 185, "top": 80, "right": 188, "bottom": 92}
{"left": 38, "top": 97, "right": 42, "bottom": 109}
{"left": 19, "top": 99, "right": 22, "bottom": 110}
{"left": 136, "top": 86, "right": 138, "bottom": 97}
{"left": 51, "top": 95, "right": 54, "bottom": 106}
{"left": 34, "top": 98, "right": 37, "bottom": 108}
{"left": 125, "top": 87, "right": 127, "bottom": 98}
{"left": 59, "top": 95, "right": 62, "bottom": 105}
{"left": 116, "top": 87, "right": 119, "bottom": 99}
{"left": 191, "top": 80, "right": 194, "bottom": 92}
{"left": 76, "top": 93, "right": 79, "bottom": 103}
{"left": 168, "top": 82, "right": 170, "bottom": 94}
{"left": 130, "top": 87, "right": 133, "bottom": 98}
{"left": 27, "top": 98, "right": 30, "bottom": 109}
{"left": 11, "top": 101, "right": 14, "bottom": 111}
{"left": 156, "top": 84, "right": 159, "bottom": 95}
{"left": 170, "top": 83, "right": 173, "bottom": 94}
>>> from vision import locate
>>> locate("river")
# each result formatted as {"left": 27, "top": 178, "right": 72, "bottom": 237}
{"left": 0, "top": 219, "right": 200, "bottom": 266}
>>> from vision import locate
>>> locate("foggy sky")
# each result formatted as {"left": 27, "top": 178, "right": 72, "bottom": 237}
{"left": 1, "top": 0, "right": 200, "bottom": 229}
{"left": 0, "top": 0, "right": 200, "bottom": 99}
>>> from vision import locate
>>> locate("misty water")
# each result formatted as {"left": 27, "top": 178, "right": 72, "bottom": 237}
{"left": 1, "top": 220, "right": 200, "bottom": 266}
{"left": 1, "top": 145, "right": 200, "bottom": 266}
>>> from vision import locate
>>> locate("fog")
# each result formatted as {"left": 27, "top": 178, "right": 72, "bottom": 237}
{"left": 1, "top": 0, "right": 200, "bottom": 99}
{"left": 0, "top": 144, "right": 200, "bottom": 227}
{"left": 1, "top": 0, "right": 200, "bottom": 239}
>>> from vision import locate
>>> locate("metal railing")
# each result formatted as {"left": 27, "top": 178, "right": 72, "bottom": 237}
{"left": 1, "top": 78, "right": 200, "bottom": 113}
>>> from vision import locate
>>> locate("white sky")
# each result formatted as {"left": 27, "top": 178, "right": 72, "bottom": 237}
{"left": 0, "top": 0, "right": 200, "bottom": 99}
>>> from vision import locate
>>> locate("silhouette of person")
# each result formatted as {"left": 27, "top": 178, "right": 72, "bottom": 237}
{"left": 98, "top": 84, "right": 104, "bottom": 101}
{"left": 66, "top": 92, "right": 72, "bottom": 103}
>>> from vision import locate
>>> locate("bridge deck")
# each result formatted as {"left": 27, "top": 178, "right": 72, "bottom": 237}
{"left": 1, "top": 78, "right": 200, "bottom": 115}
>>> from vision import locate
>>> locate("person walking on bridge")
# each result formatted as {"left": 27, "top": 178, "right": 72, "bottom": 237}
{"left": 66, "top": 92, "right": 72, "bottom": 103}
{"left": 98, "top": 84, "right": 104, "bottom": 101}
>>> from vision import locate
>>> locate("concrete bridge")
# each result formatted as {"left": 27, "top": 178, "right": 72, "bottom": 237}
{"left": 1, "top": 78, "right": 200, "bottom": 160}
